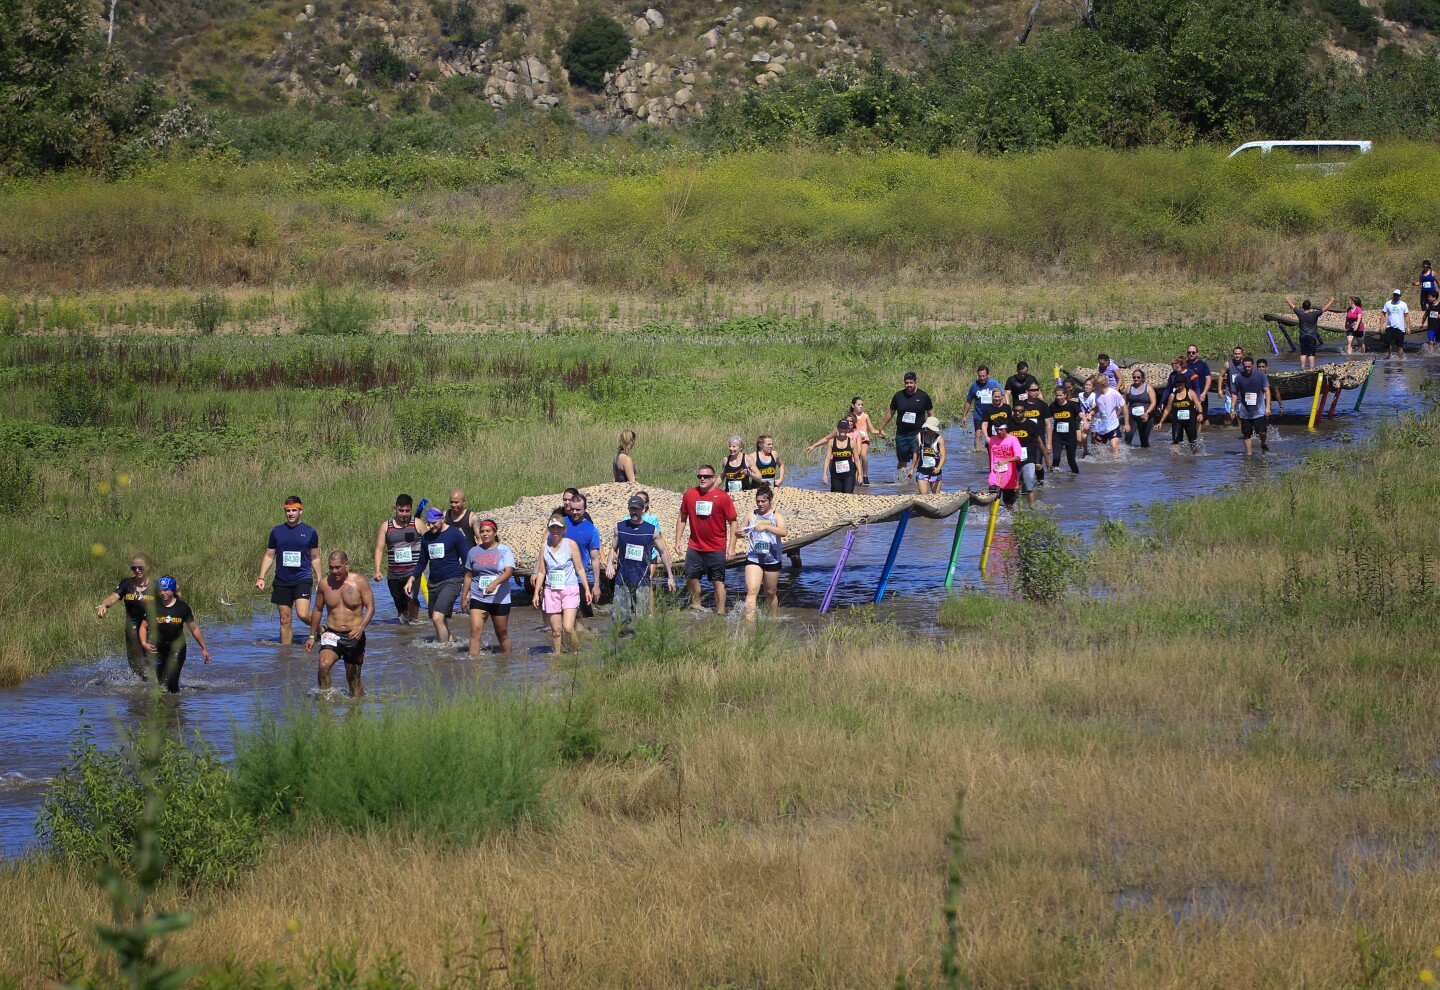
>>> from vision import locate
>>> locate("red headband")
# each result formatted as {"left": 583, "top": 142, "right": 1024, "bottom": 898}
{"left": 478, "top": 519, "right": 498, "bottom": 531}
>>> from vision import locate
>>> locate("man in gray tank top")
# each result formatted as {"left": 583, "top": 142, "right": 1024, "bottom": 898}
{"left": 373, "top": 493, "right": 422, "bottom": 623}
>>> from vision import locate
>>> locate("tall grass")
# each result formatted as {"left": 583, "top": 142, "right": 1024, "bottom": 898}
{"left": 231, "top": 688, "right": 577, "bottom": 838}
{"left": 2, "top": 145, "right": 1438, "bottom": 291}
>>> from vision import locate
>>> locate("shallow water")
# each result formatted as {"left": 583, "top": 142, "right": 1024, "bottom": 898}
{"left": 1, "top": 352, "right": 1435, "bottom": 855}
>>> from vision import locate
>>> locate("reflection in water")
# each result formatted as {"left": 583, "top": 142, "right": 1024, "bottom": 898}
{"left": 0, "top": 354, "right": 1434, "bottom": 854}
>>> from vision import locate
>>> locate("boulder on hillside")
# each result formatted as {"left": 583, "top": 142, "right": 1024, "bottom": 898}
{"left": 752, "top": 15, "right": 778, "bottom": 30}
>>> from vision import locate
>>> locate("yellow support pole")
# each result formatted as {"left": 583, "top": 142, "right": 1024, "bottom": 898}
{"left": 1307, "top": 372, "right": 1325, "bottom": 431}
{"left": 978, "top": 498, "right": 1001, "bottom": 572}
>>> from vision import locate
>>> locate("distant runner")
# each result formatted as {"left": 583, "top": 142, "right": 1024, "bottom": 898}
{"left": 406, "top": 506, "right": 469, "bottom": 643}
{"left": 445, "top": 490, "right": 479, "bottom": 551}
{"left": 1124, "top": 369, "right": 1157, "bottom": 448}
{"left": 878, "top": 371, "right": 934, "bottom": 479}
{"left": 1255, "top": 359, "right": 1284, "bottom": 417}
{"left": 1005, "top": 361, "right": 1040, "bottom": 405}
{"left": 139, "top": 576, "right": 211, "bottom": 694}
{"left": 606, "top": 495, "right": 675, "bottom": 633}
{"left": 564, "top": 491, "right": 604, "bottom": 620}
{"left": 463, "top": 519, "right": 515, "bottom": 655}
{"left": 254, "top": 496, "right": 320, "bottom": 646}
{"left": 1011, "top": 383, "right": 1050, "bottom": 505}
{"left": 1232, "top": 355, "right": 1271, "bottom": 455}
{"left": 1383, "top": 289, "right": 1409, "bottom": 360}
{"left": 962, "top": 366, "right": 998, "bottom": 453}
{"left": 306, "top": 551, "right": 374, "bottom": 697}
{"left": 534, "top": 512, "right": 591, "bottom": 653}
{"left": 1345, "top": 297, "right": 1366, "bottom": 355}
{"left": 981, "top": 385, "right": 1012, "bottom": 450}
{"left": 1184, "top": 346, "right": 1212, "bottom": 433}
{"left": 850, "top": 396, "right": 881, "bottom": 485}
{"left": 1427, "top": 296, "right": 1440, "bottom": 354}
{"left": 1416, "top": 260, "right": 1438, "bottom": 311}
{"left": 1076, "top": 378, "right": 1097, "bottom": 456}
{"left": 1091, "top": 376, "right": 1129, "bottom": 456}
{"left": 1094, "top": 354, "right": 1120, "bottom": 391}
{"left": 96, "top": 554, "right": 157, "bottom": 680}
{"left": 1048, "top": 383, "right": 1082, "bottom": 475}
{"left": 1286, "top": 295, "right": 1333, "bottom": 372}
{"left": 613, "top": 429, "right": 638, "bottom": 482}
{"left": 676, "top": 465, "right": 739, "bottom": 614}
{"left": 822, "top": 418, "right": 859, "bottom": 494}
{"left": 1220, "top": 345, "right": 1245, "bottom": 423}
{"left": 908, "top": 416, "right": 946, "bottom": 494}
{"left": 748, "top": 435, "right": 786, "bottom": 489}
{"left": 373, "top": 493, "right": 422, "bottom": 624}
{"left": 742, "top": 484, "right": 788, "bottom": 618}
{"left": 721, "top": 436, "right": 751, "bottom": 495}
{"left": 1157, "top": 356, "right": 1201, "bottom": 453}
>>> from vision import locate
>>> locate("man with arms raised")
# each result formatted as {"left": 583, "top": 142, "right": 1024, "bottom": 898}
{"left": 675, "top": 464, "right": 739, "bottom": 614}
{"left": 255, "top": 496, "right": 320, "bottom": 645}
{"left": 306, "top": 551, "right": 375, "bottom": 697}
{"left": 878, "top": 371, "right": 934, "bottom": 480}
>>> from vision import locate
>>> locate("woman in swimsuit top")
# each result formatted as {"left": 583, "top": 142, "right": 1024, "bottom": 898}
{"left": 721, "top": 435, "right": 751, "bottom": 494}
{"left": 613, "top": 429, "right": 637, "bottom": 482}
{"left": 747, "top": 434, "right": 785, "bottom": 488}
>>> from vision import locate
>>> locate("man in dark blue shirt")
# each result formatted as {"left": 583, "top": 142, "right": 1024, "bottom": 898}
{"left": 407, "top": 507, "right": 470, "bottom": 643}
{"left": 255, "top": 495, "right": 320, "bottom": 645}
{"left": 606, "top": 495, "right": 676, "bottom": 633}
{"left": 1184, "top": 345, "right": 1212, "bottom": 433}
{"left": 962, "top": 365, "right": 998, "bottom": 452}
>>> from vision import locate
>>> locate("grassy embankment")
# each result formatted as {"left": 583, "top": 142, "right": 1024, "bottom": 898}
{"left": 1, "top": 406, "right": 1438, "bottom": 987}
{"left": 0, "top": 318, "right": 1270, "bottom": 685}
{"left": 1, "top": 143, "right": 1436, "bottom": 313}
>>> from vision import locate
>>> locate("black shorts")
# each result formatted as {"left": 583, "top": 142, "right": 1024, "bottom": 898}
{"left": 271, "top": 581, "right": 312, "bottom": 607}
{"left": 1000, "top": 487, "right": 1018, "bottom": 507}
{"left": 1239, "top": 416, "right": 1268, "bottom": 438}
{"left": 1388, "top": 326, "right": 1407, "bottom": 347}
{"left": 468, "top": 599, "right": 513, "bottom": 616}
{"left": 746, "top": 559, "right": 782, "bottom": 573}
{"left": 386, "top": 576, "right": 419, "bottom": 610}
{"left": 895, "top": 432, "right": 918, "bottom": 465}
{"left": 320, "top": 627, "right": 365, "bottom": 664}
{"left": 1299, "top": 335, "right": 1318, "bottom": 356}
{"left": 1095, "top": 427, "right": 1120, "bottom": 443}
{"left": 685, "top": 548, "right": 727, "bottom": 583}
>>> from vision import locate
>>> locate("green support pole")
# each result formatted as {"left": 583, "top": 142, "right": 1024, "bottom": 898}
{"left": 943, "top": 502, "right": 972, "bottom": 591}
{"left": 1353, "top": 366, "right": 1373, "bottom": 412}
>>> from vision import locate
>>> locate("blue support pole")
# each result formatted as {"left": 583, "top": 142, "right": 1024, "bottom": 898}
{"left": 819, "top": 528, "right": 857, "bottom": 614}
{"left": 872, "top": 510, "right": 911, "bottom": 604}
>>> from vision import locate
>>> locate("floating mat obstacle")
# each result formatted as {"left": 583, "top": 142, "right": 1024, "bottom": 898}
{"left": 1064, "top": 359, "right": 1374, "bottom": 402}
{"left": 475, "top": 482, "right": 998, "bottom": 572}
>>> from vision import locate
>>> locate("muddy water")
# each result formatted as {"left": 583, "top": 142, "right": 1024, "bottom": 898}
{"left": 1, "top": 353, "right": 1435, "bottom": 854}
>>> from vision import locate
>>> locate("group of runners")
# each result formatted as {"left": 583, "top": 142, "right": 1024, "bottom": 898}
{"left": 1309, "top": 264, "right": 1440, "bottom": 358}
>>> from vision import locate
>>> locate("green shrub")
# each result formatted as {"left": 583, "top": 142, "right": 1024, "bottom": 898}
{"left": 1382, "top": 0, "right": 1440, "bottom": 28}
{"left": 561, "top": 14, "right": 629, "bottom": 92}
{"left": 0, "top": 447, "right": 41, "bottom": 513}
{"left": 1008, "top": 510, "right": 1080, "bottom": 603}
{"left": 360, "top": 39, "right": 410, "bottom": 85}
{"left": 1317, "top": 0, "right": 1380, "bottom": 42}
{"left": 231, "top": 688, "right": 577, "bottom": 838}
{"left": 396, "top": 395, "right": 468, "bottom": 450}
{"left": 47, "top": 364, "right": 108, "bottom": 427}
{"left": 190, "top": 292, "right": 230, "bottom": 334}
{"left": 297, "top": 286, "right": 377, "bottom": 336}
{"left": 36, "top": 727, "right": 263, "bottom": 888}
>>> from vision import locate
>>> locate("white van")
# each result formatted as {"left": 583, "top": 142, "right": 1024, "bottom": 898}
{"left": 1227, "top": 140, "right": 1372, "bottom": 171}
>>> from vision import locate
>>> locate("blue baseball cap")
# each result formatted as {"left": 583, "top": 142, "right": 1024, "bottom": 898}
{"left": 158, "top": 576, "right": 177, "bottom": 592}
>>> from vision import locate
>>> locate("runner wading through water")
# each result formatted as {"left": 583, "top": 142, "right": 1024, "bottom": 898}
{"left": 373, "top": 493, "right": 422, "bottom": 624}
{"left": 878, "top": 372, "right": 934, "bottom": 481}
{"left": 533, "top": 512, "right": 591, "bottom": 654}
{"left": 747, "top": 435, "right": 786, "bottom": 489}
{"left": 1232, "top": 355, "right": 1272, "bottom": 455}
{"left": 1285, "top": 294, "right": 1334, "bottom": 372}
{"left": 463, "top": 519, "right": 515, "bottom": 655}
{"left": 822, "top": 418, "right": 860, "bottom": 494}
{"left": 139, "top": 576, "right": 211, "bottom": 694}
{"left": 742, "top": 484, "right": 788, "bottom": 619}
{"left": 1383, "top": 290, "right": 1409, "bottom": 360}
{"left": 908, "top": 417, "right": 946, "bottom": 493}
{"left": 1124, "top": 369, "right": 1157, "bottom": 448}
{"left": 1005, "top": 361, "right": 1040, "bottom": 405}
{"left": 255, "top": 496, "right": 320, "bottom": 646}
{"left": 981, "top": 385, "right": 1012, "bottom": 450}
{"left": 676, "top": 464, "right": 740, "bottom": 614}
{"left": 96, "top": 554, "right": 157, "bottom": 680}
{"left": 605, "top": 495, "right": 676, "bottom": 634}
{"left": 1011, "top": 382, "right": 1050, "bottom": 505}
{"left": 1091, "top": 376, "right": 1129, "bottom": 457}
{"left": 1184, "top": 346, "right": 1212, "bottom": 433}
{"left": 962, "top": 366, "right": 997, "bottom": 453}
{"left": 406, "top": 506, "right": 469, "bottom": 643}
{"left": 306, "top": 551, "right": 375, "bottom": 697}
{"left": 564, "top": 491, "right": 603, "bottom": 620}
{"left": 988, "top": 420, "right": 1023, "bottom": 509}
{"left": 1345, "top": 297, "right": 1366, "bottom": 355}
{"left": 721, "top": 436, "right": 751, "bottom": 496}
{"left": 1048, "top": 383, "right": 1082, "bottom": 475}
{"left": 1157, "top": 356, "right": 1202, "bottom": 453}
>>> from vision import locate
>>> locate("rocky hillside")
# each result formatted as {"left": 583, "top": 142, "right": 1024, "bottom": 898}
{"left": 109, "top": 0, "right": 1432, "bottom": 129}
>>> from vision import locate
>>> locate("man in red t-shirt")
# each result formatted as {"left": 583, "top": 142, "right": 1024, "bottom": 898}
{"left": 675, "top": 464, "right": 739, "bottom": 614}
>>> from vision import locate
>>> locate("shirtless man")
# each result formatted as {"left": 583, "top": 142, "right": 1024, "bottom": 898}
{"left": 306, "top": 551, "right": 375, "bottom": 697}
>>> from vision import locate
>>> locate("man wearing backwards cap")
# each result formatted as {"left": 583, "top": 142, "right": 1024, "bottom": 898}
{"left": 1383, "top": 288, "right": 1410, "bottom": 360}
{"left": 255, "top": 495, "right": 320, "bottom": 645}
{"left": 606, "top": 495, "right": 676, "bottom": 633}
{"left": 407, "top": 506, "right": 470, "bottom": 644}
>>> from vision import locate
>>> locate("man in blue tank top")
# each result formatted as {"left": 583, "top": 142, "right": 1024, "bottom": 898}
{"left": 606, "top": 495, "right": 676, "bottom": 633}
{"left": 254, "top": 496, "right": 320, "bottom": 645}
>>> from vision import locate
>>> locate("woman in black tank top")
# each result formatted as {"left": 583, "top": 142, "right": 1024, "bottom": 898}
{"left": 823, "top": 420, "right": 858, "bottom": 494}
{"left": 1124, "top": 371, "right": 1156, "bottom": 448}
{"left": 721, "top": 435, "right": 751, "bottom": 494}
{"left": 613, "top": 429, "right": 637, "bottom": 482}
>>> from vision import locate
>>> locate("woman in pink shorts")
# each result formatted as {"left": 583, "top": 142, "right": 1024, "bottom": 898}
{"left": 532, "top": 512, "right": 592, "bottom": 653}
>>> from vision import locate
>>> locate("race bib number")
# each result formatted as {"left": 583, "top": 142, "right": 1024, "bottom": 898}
{"left": 545, "top": 571, "right": 567, "bottom": 589}
{"left": 921, "top": 455, "right": 937, "bottom": 469}
{"left": 695, "top": 500, "right": 713, "bottom": 517}
{"left": 624, "top": 543, "right": 646, "bottom": 562}
{"left": 726, "top": 480, "right": 742, "bottom": 493}
{"left": 1056, "top": 422, "right": 1069, "bottom": 433}
{"left": 902, "top": 411, "right": 917, "bottom": 424}
{"left": 1018, "top": 447, "right": 1028, "bottom": 461}
{"left": 834, "top": 459, "right": 850, "bottom": 473}
{"left": 976, "top": 389, "right": 991, "bottom": 405}
{"left": 392, "top": 547, "right": 413, "bottom": 564}
{"left": 428, "top": 542, "right": 445, "bottom": 559}
{"left": 1130, "top": 405, "right": 1145, "bottom": 417}
{"left": 281, "top": 551, "right": 302, "bottom": 568}
{"left": 319, "top": 632, "right": 339, "bottom": 648}
{"left": 1178, "top": 410, "right": 1191, "bottom": 421}
{"left": 1244, "top": 392, "right": 1259, "bottom": 406}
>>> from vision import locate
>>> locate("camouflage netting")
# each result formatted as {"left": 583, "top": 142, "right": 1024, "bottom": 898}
{"left": 477, "top": 483, "right": 998, "bottom": 572}
{"left": 1065, "top": 359, "right": 1373, "bottom": 402}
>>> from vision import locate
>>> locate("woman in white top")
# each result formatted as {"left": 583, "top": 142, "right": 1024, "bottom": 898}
{"left": 532, "top": 512, "right": 592, "bottom": 654}
{"left": 742, "top": 485, "right": 789, "bottom": 619}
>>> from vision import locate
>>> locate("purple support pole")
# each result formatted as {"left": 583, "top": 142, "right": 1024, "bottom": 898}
{"left": 819, "top": 528, "right": 857, "bottom": 614}
{"left": 1267, "top": 330, "right": 1279, "bottom": 356}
